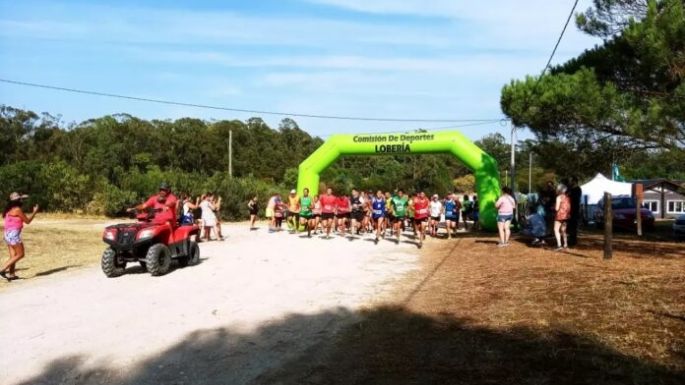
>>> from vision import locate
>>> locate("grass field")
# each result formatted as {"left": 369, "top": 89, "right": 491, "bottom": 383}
{"left": 258, "top": 229, "right": 685, "bottom": 384}
{"left": 0, "top": 215, "right": 106, "bottom": 284}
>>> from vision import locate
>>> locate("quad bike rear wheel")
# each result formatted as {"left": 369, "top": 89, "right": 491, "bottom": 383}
{"left": 101, "top": 247, "right": 126, "bottom": 277}
{"left": 178, "top": 241, "right": 200, "bottom": 267}
{"left": 145, "top": 243, "right": 171, "bottom": 276}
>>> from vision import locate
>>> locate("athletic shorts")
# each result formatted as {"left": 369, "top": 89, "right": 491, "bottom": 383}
{"left": 249, "top": 209, "right": 258, "bottom": 216}
{"left": 414, "top": 217, "right": 428, "bottom": 225}
{"left": 393, "top": 216, "right": 405, "bottom": 223}
{"left": 430, "top": 216, "right": 440, "bottom": 222}
{"left": 265, "top": 208, "right": 274, "bottom": 218}
{"left": 372, "top": 214, "right": 384, "bottom": 220}
{"left": 351, "top": 211, "right": 365, "bottom": 222}
{"left": 300, "top": 213, "right": 312, "bottom": 220}
{"left": 497, "top": 214, "right": 514, "bottom": 223}
{"left": 4, "top": 230, "right": 22, "bottom": 246}
{"left": 445, "top": 216, "right": 457, "bottom": 222}
{"left": 321, "top": 213, "right": 335, "bottom": 220}
{"left": 336, "top": 213, "right": 350, "bottom": 219}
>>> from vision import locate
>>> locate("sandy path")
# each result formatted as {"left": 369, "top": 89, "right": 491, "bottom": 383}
{"left": 0, "top": 223, "right": 420, "bottom": 385}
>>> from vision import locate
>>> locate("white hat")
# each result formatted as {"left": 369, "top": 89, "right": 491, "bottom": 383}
{"left": 290, "top": 189, "right": 297, "bottom": 194}
{"left": 9, "top": 192, "right": 29, "bottom": 201}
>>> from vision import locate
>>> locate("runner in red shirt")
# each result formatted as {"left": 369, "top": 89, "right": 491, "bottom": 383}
{"left": 128, "top": 182, "right": 179, "bottom": 224}
{"left": 413, "top": 191, "right": 430, "bottom": 248}
{"left": 319, "top": 187, "right": 337, "bottom": 238}
{"left": 336, "top": 194, "right": 351, "bottom": 235}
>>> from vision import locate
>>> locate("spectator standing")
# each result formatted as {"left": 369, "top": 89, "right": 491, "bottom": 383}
{"left": 200, "top": 193, "right": 218, "bottom": 241}
{"left": 180, "top": 194, "right": 199, "bottom": 225}
{"left": 1, "top": 193, "right": 39, "bottom": 281}
{"left": 471, "top": 195, "right": 480, "bottom": 230}
{"left": 541, "top": 181, "right": 556, "bottom": 235}
{"left": 248, "top": 195, "right": 259, "bottom": 230}
{"left": 495, "top": 187, "right": 516, "bottom": 247}
{"left": 554, "top": 184, "right": 571, "bottom": 250}
{"left": 567, "top": 176, "right": 582, "bottom": 247}
{"left": 212, "top": 195, "right": 225, "bottom": 240}
{"left": 462, "top": 194, "right": 473, "bottom": 230}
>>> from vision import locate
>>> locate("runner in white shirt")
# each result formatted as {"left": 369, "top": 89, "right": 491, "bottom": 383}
{"left": 429, "top": 194, "right": 443, "bottom": 237}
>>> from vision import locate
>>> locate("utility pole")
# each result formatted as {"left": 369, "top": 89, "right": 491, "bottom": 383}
{"left": 228, "top": 130, "right": 233, "bottom": 177}
{"left": 510, "top": 124, "right": 516, "bottom": 192}
{"left": 604, "top": 192, "right": 613, "bottom": 260}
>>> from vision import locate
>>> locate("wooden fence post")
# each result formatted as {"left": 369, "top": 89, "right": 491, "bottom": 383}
{"left": 604, "top": 192, "right": 613, "bottom": 260}
{"left": 635, "top": 183, "right": 643, "bottom": 237}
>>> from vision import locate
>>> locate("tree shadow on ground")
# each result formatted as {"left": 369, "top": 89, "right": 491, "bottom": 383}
{"left": 18, "top": 306, "right": 684, "bottom": 385}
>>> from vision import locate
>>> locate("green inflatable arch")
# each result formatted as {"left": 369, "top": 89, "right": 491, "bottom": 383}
{"left": 297, "top": 130, "right": 501, "bottom": 230}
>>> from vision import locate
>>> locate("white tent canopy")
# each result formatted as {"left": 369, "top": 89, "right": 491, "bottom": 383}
{"left": 581, "top": 173, "right": 633, "bottom": 205}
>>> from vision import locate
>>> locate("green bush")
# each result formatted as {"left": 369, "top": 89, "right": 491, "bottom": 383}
{"left": 87, "top": 181, "right": 137, "bottom": 216}
{"left": 203, "top": 173, "right": 280, "bottom": 220}
{"left": 40, "top": 161, "right": 93, "bottom": 212}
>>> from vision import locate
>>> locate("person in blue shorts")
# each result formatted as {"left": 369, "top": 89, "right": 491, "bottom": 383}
{"left": 444, "top": 194, "right": 460, "bottom": 239}
{"left": 371, "top": 190, "right": 386, "bottom": 244}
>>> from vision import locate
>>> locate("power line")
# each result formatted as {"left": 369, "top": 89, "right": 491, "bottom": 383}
{"left": 0, "top": 77, "right": 506, "bottom": 124}
{"left": 541, "top": 0, "right": 580, "bottom": 76}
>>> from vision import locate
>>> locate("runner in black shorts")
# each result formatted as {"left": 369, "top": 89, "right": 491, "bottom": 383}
{"left": 350, "top": 189, "right": 365, "bottom": 235}
{"left": 319, "top": 188, "right": 337, "bottom": 238}
{"left": 390, "top": 190, "right": 409, "bottom": 244}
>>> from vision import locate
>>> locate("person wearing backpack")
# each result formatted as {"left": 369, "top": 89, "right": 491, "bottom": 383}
{"left": 554, "top": 184, "right": 571, "bottom": 251}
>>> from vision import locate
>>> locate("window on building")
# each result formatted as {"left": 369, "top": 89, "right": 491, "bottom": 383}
{"left": 643, "top": 200, "right": 659, "bottom": 213}
{"left": 667, "top": 200, "right": 684, "bottom": 214}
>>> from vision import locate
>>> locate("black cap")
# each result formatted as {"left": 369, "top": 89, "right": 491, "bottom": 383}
{"left": 159, "top": 182, "right": 171, "bottom": 191}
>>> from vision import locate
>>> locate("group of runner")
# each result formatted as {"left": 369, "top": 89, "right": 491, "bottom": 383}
{"left": 267, "top": 188, "right": 479, "bottom": 248}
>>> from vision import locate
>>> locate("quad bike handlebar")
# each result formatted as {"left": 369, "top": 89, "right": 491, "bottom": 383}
{"left": 127, "top": 207, "right": 163, "bottom": 221}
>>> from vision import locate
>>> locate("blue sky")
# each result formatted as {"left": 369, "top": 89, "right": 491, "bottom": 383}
{"left": 0, "top": 0, "right": 600, "bottom": 140}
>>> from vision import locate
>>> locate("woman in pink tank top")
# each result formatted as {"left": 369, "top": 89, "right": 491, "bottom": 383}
{"left": 1, "top": 192, "right": 39, "bottom": 281}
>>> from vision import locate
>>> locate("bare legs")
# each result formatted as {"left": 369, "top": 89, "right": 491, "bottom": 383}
{"left": 1, "top": 244, "right": 25, "bottom": 279}
{"left": 554, "top": 220, "right": 568, "bottom": 249}
{"left": 497, "top": 220, "right": 511, "bottom": 246}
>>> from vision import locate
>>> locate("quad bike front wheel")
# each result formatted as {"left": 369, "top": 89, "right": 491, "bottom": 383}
{"left": 101, "top": 247, "right": 126, "bottom": 278}
{"left": 145, "top": 243, "right": 171, "bottom": 276}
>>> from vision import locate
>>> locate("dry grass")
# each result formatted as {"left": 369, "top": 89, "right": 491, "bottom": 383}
{"left": 257, "top": 231, "right": 685, "bottom": 384}
{"left": 0, "top": 217, "right": 107, "bottom": 285}
{"left": 404, "top": 233, "right": 685, "bottom": 363}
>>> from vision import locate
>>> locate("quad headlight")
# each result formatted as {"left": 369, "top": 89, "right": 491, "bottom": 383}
{"left": 103, "top": 229, "right": 117, "bottom": 241}
{"left": 137, "top": 229, "right": 155, "bottom": 240}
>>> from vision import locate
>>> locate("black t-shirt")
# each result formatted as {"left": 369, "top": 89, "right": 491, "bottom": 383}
{"left": 569, "top": 186, "right": 582, "bottom": 213}
{"left": 248, "top": 200, "right": 259, "bottom": 214}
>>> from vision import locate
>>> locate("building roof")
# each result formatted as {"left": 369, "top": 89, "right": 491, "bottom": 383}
{"left": 631, "top": 179, "right": 685, "bottom": 191}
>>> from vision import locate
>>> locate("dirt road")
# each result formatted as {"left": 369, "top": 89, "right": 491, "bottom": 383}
{"left": 0, "top": 223, "right": 420, "bottom": 385}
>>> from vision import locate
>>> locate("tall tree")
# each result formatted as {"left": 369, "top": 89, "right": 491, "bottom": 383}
{"left": 501, "top": 0, "right": 685, "bottom": 153}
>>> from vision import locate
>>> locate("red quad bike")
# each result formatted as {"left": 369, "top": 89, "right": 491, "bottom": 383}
{"left": 101, "top": 208, "right": 201, "bottom": 277}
